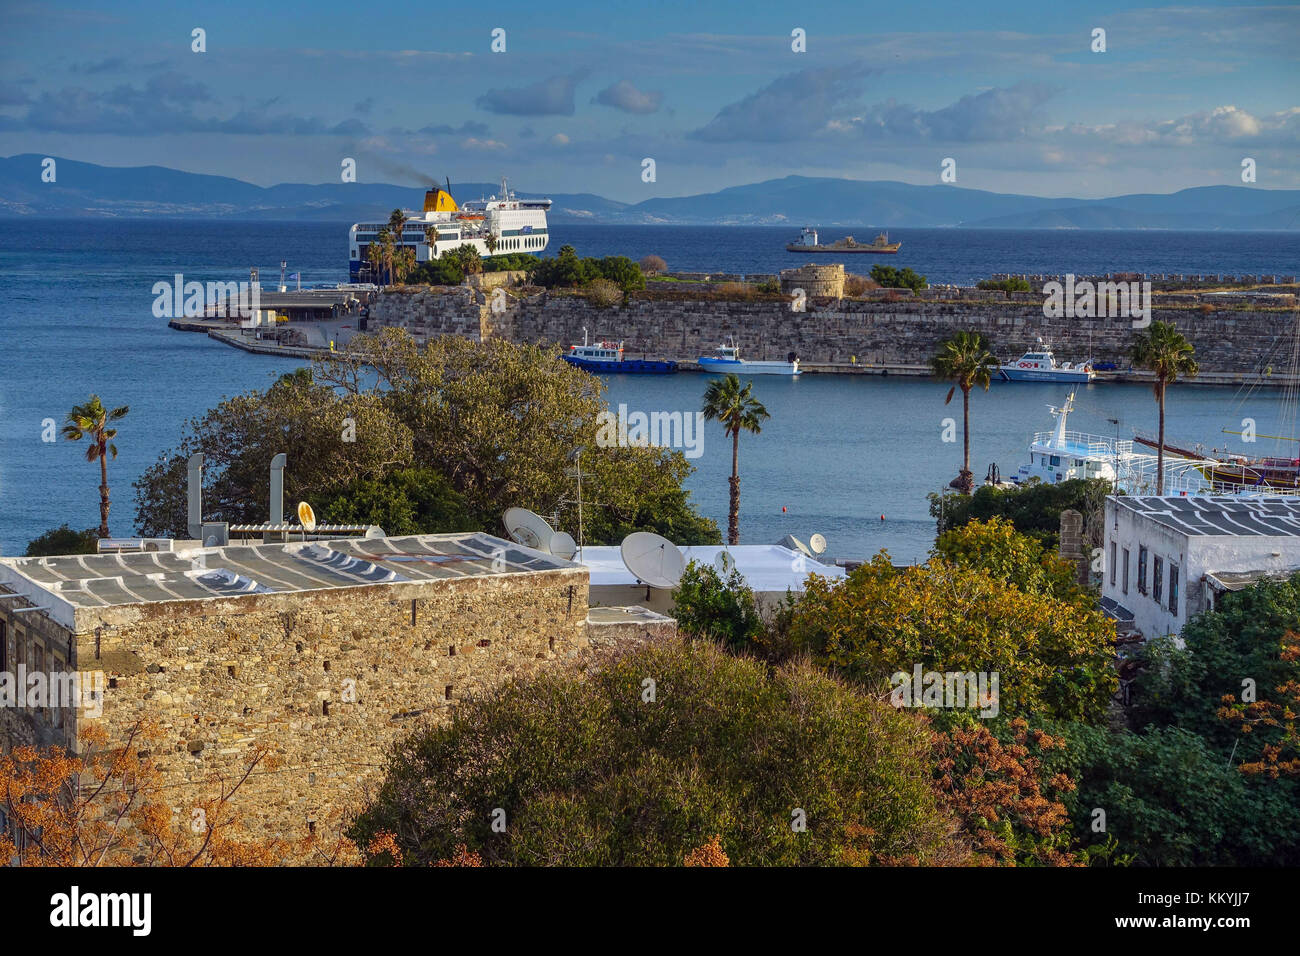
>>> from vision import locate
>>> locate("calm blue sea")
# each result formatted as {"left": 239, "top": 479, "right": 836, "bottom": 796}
{"left": 2, "top": 219, "right": 1298, "bottom": 560}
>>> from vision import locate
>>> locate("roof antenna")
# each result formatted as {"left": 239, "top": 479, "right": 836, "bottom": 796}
{"left": 270, "top": 453, "right": 287, "bottom": 525}
{"left": 187, "top": 453, "right": 204, "bottom": 539}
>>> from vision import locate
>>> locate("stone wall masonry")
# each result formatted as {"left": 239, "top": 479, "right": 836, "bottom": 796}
{"left": 368, "top": 286, "right": 1299, "bottom": 376}
{"left": 504, "top": 294, "right": 1297, "bottom": 374}
{"left": 65, "top": 568, "right": 589, "bottom": 844}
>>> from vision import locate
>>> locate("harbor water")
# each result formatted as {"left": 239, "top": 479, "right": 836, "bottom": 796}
{"left": 2, "top": 219, "right": 1298, "bottom": 559}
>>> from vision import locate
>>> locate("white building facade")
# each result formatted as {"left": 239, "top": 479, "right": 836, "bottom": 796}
{"left": 1102, "top": 495, "right": 1300, "bottom": 640}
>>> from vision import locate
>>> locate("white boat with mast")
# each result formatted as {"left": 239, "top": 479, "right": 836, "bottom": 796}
{"left": 697, "top": 337, "right": 801, "bottom": 376}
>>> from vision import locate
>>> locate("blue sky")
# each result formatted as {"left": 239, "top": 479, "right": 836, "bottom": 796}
{"left": 2, "top": 0, "right": 1297, "bottom": 200}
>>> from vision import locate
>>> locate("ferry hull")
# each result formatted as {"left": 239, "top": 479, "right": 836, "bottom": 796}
{"left": 785, "top": 244, "right": 900, "bottom": 254}
{"left": 698, "top": 357, "right": 801, "bottom": 376}
{"left": 562, "top": 355, "right": 678, "bottom": 375}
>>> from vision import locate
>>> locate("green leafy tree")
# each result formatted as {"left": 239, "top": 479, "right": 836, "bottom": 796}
{"left": 1132, "top": 571, "right": 1300, "bottom": 754}
{"left": 529, "top": 244, "right": 589, "bottom": 288}
{"left": 929, "top": 477, "right": 1110, "bottom": 553}
{"left": 788, "top": 552, "right": 1116, "bottom": 722}
{"left": 24, "top": 524, "right": 100, "bottom": 557}
{"left": 62, "top": 394, "right": 129, "bottom": 538}
{"left": 934, "top": 516, "right": 1083, "bottom": 602}
{"left": 319, "top": 467, "right": 477, "bottom": 536}
{"left": 133, "top": 369, "right": 413, "bottom": 535}
{"left": 976, "top": 277, "right": 1032, "bottom": 292}
{"left": 349, "top": 638, "right": 964, "bottom": 866}
{"left": 409, "top": 256, "right": 464, "bottom": 286}
{"left": 930, "top": 331, "right": 998, "bottom": 494}
{"left": 870, "top": 264, "right": 927, "bottom": 292}
{"left": 1046, "top": 722, "right": 1300, "bottom": 866}
{"left": 1130, "top": 321, "right": 1199, "bottom": 494}
{"left": 701, "top": 373, "right": 770, "bottom": 545}
{"left": 315, "top": 330, "right": 717, "bottom": 544}
{"left": 672, "top": 561, "right": 765, "bottom": 650}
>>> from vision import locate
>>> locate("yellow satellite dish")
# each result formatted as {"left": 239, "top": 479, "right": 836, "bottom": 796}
{"left": 297, "top": 501, "right": 317, "bottom": 533}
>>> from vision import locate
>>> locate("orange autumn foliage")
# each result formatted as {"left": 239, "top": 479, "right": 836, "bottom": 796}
{"left": 683, "top": 835, "right": 730, "bottom": 867}
{"left": 0, "top": 721, "right": 360, "bottom": 866}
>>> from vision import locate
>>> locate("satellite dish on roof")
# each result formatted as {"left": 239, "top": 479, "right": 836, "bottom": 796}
{"left": 503, "top": 507, "right": 556, "bottom": 552}
{"left": 778, "top": 533, "right": 812, "bottom": 557}
{"left": 809, "top": 533, "right": 827, "bottom": 556}
{"left": 549, "top": 531, "right": 578, "bottom": 560}
{"left": 713, "top": 550, "right": 736, "bottom": 574}
{"left": 297, "top": 501, "right": 317, "bottom": 533}
{"left": 621, "top": 532, "right": 686, "bottom": 589}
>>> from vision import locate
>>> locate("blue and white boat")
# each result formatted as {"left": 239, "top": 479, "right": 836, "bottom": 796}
{"left": 698, "top": 339, "right": 801, "bottom": 376}
{"left": 562, "top": 330, "right": 678, "bottom": 374}
{"left": 998, "top": 341, "right": 1094, "bottom": 383}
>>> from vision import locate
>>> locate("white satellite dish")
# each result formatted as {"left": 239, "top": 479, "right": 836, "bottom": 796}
{"left": 778, "top": 533, "right": 812, "bottom": 557}
{"left": 620, "top": 532, "right": 686, "bottom": 589}
{"left": 503, "top": 508, "right": 556, "bottom": 552}
{"left": 808, "top": 533, "right": 827, "bottom": 556}
{"left": 297, "top": 501, "right": 317, "bottom": 533}
{"left": 549, "top": 531, "right": 578, "bottom": 560}
{"left": 713, "top": 550, "right": 736, "bottom": 574}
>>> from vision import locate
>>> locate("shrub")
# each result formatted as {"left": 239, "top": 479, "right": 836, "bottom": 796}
{"left": 585, "top": 278, "right": 623, "bottom": 308}
{"left": 715, "top": 281, "right": 754, "bottom": 299}
{"left": 672, "top": 562, "right": 765, "bottom": 650}
{"left": 976, "top": 277, "right": 1032, "bottom": 293}
{"left": 639, "top": 254, "right": 667, "bottom": 274}
{"left": 24, "top": 524, "right": 100, "bottom": 556}
{"left": 350, "top": 638, "right": 962, "bottom": 866}
{"left": 787, "top": 552, "right": 1116, "bottom": 722}
{"left": 870, "top": 264, "right": 928, "bottom": 292}
{"left": 844, "top": 274, "right": 876, "bottom": 296}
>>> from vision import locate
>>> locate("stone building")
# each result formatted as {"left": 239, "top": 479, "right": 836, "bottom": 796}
{"left": 779, "top": 262, "right": 845, "bottom": 298}
{"left": 0, "top": 532, "right": 618, "bottom": 842}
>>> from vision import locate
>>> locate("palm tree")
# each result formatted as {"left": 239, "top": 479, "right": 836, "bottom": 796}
{"left": 1130, "top": 321, "right": 1199, "bottom": 494}
{"left": 374, "top": 227, "right": 395, "bottom": 285}
{"left": 702, "top": 374, "right": 770, "bottom": 545}
{"left": 62, "top": 395, "right": 129, "bottom": 539}
{"left": 364, "top": 241, "right": 383, "bottom": 283}
{"left": 930, "top": 331, "right": 999, "bottom": 494}
{"left": 484, "top": 233, "right": 498, "bottom": 256}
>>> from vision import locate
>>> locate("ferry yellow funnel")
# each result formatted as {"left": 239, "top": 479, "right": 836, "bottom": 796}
{"left": 424, "top": 188, "right": 458, "bottom": 213}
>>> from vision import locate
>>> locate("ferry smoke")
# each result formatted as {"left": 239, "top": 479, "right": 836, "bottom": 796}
{"left": 361, "top": 156, "right": 439, "bottom": 187}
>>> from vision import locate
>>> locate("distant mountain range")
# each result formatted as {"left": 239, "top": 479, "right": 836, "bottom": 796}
{"left": 3, "top": 155, "right": 1298, "bottom": 230}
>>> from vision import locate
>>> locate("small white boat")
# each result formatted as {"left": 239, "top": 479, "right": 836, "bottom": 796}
{"left": 1014, "top": 392, "right": 1123, "bottom": 486}
{"left": 698, "top": 339, "right": 801, "bottom": 376}
{"left": 998, "top": 341, "right": 1094, "bottom": 383}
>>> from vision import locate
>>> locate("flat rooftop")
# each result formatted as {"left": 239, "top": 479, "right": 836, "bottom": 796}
{"left": 1115, "top": 495, "right": 1300, "bottom": 537}
{"left": 0, "top": 533, "right": 578, "bottom": 630}
{"left": 577, "top": 544, "right": 845, "bottom": 592}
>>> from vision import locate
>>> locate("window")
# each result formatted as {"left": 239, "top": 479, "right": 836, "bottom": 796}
{"left": 1122, "top": 548, "right": 1130, "bottom": 595}
{"left": 1109, "top": 542, "right": 1116, "bottom": 586}
{"left": 1169, "top": 564, "right": 1180, "bottom": 614}
{"left": 1137, "top": 546, "right": 1148, "bottom": 594}
{"left": 1049, "top": 455, "right": 1061, "bottom": 467}
{"left": 1153, "top": 555, "right": 1163, "bottom": 604}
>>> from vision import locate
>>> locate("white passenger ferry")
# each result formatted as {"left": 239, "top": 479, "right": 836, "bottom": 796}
{"left": 349, "top": 178, "right": 550, "bottom": 281}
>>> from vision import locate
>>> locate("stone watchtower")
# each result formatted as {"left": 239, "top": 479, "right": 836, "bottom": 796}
{"left": 779, "top": 263, "right": 845, "bottom": 298}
